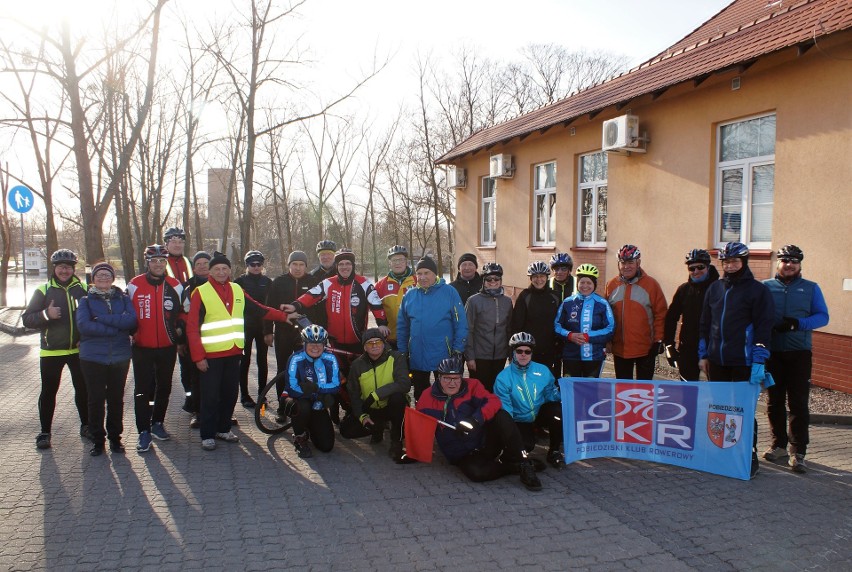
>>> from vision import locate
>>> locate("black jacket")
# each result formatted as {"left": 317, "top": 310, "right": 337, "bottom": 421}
{"left": 664, "top": 265, "right": 720, "bottom": 350}
{"left": 263, "top": 273, "right": 316, "bottom": 341}
{"left": 511, "top": 286, "right": 561, "bottom": 356}
{"left": 450, "top": 273, "right": 483, "bottom": 306}
{"left": 235, "top": 273, "right": 273, "bottom": 329}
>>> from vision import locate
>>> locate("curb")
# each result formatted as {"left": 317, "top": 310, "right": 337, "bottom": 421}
{"left": 0, "top": 307, "right": 30, "bottom": 336}
{"left": 756, "top": 402, "right": 852, "bottom": 426}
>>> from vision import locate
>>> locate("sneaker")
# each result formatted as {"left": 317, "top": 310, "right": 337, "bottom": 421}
{"left": 151, "top": 422, "right": 171, "bottom": 441}
{"left": 789, "top": 454, "right": 808, "bottom": 474}
{"left": 189, "top": 416, "right": 199, "bottom": 429}
{"left": 294, "top": 433, "right": 313, "bottom": 458}
{"left": 750, "top": 453, "right": 760, "bottom": 479}
{"left": 389, "top": 440, "right": 404, "bottom": 462}
{"left": 547, "top": 449, "right": 565, "bottom": 469}
{"left": 80, "top": 425, "right": 93, "bottom": 441}
{"left": 215, "top": 431, "right": 239, "bottom": 443}
{"left": 201, "top": 439, "right": 216, "bottom": 451}
{"left": 36, "top": 433, "right": 51, "bottom": 450}
{"left": 109, "top": 439, "right": 125, "bottom": 454}
{"left": 136, "top": 431, "right": 152, "bottom": 452}
{"left": 90, "top": 443, "right": 105, "bottom": 457}
{"left": 519, "top": 460, "right": 543, "bottom": 492}
{"left": 762, "top": 446, "right": 788, "bottom": 461}
{"left": 241, "top": 396, "right": 256, "bottom": 409}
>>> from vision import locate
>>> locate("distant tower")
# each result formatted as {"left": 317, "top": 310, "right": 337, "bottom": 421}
{"left": 206, "top": 168, "right": 239, "bottom": 255}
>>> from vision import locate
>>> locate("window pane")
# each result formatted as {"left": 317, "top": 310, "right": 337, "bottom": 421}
{"left": 482, "top": 202, "right": 492, "bottom": 244}
{"left": 536, "top": 162, "right": 556, "bottom": 189}
{"left": 581, "top": 189, "right": 593, "bottom": 242}
{"left": 750, "top": 164, "right": 774, "bottom": 242}
{"left": 482, "top": 177, "right": 495, "bottom": 199}
{"left": 546, "top": 163, "right": 556, "bottom": 188}
{"left": 535, "top": 194, "right": 546, "bottom": 243}
{"left": 757, "top": 115, "right": 776, "bottom": 156}
{"left": 597, "top": 186, "right": 607, "bottom": 242}
{"left": 720, "top": 168, "right": 743, "bottom": 242}
{"left": 580, "top": 153, "right": 607, "bottom": 184}
{"left": 720, "top": 122, "right": 740, "bottom": 162}
{"left": 547, "top": 192, "right": 556, "bottom": 243}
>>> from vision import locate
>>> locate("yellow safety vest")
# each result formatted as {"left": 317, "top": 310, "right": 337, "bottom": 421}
{"left": 197, "top": 281, "right": 245, "bottom": 353}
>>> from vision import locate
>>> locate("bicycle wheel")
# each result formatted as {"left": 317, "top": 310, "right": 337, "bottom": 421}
{"left": 255, "top": 377, "right": 292, "bottom": 435}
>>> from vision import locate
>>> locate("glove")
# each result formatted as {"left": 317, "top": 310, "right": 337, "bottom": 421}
{"left": 774, "top": 317, "right": 799, "bottom": 332}
{"left": 455, "top": 418, "right": 480, "bottom": 435}
{"left": 360, "top": 414, "right": 374, "bottom": 427}
{"left": 301, "top": 381, "right": 319, "bottom": 395}
{"left": 749, "top": 363, "right": 765, "bottom": 385}
{"left": 664, "top": 344, "right": 679, "bottom": 368}
{"left": 321, "top": 393, "right": 336, "bottom": 409}
{"left": 362, "top": 391, "right": 379, "bottom": 410}
{"left": 761, "top": 372, "right": 775, "bottom": 390}
{"left": 752, "top": 344, "right": 770, "bottom": 365}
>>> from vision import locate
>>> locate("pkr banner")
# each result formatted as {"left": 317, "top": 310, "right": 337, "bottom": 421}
{"left": 559, "top": 378, "right": 761, "bottom": 481}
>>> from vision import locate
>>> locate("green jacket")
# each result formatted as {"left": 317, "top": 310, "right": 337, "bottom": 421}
{"left": 347, "top": 349, "right": 411, "bottom": 421}
{"left": 22, "top": 276, "right": 87, "bottom": 356}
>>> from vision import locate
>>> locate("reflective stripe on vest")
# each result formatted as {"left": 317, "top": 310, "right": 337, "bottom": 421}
{"left": 197, "top": 282, "right": 245, "bottom": 352}
{"left": 166, "top": 255, "right": 194, "bottom": 281}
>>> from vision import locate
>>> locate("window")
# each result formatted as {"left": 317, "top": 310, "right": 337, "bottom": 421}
{"left": 533, "top": 162, "right": 556, "bottom": 245}
{"left": 481, "top": 177, "right": 496, "bottom": 245}
{"left": 578, "top": 152, "right": 608, "bottom": 246}
{"left": 716, "top": 114, "right": 775, "bottom": 248}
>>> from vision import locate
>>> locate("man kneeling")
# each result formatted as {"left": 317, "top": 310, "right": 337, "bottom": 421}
{"left": 416, "top": 356, "right": 542, "bottom": 491}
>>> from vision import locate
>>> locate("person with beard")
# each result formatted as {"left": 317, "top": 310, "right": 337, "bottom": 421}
{"left": 663, "top": 249, "right": 720, "bottom": 381}
{"left": 235, "top": 250, "right": 273, "bottom": 408}
{"left": 511, "top": 261, "right": 561, "bottom": 378}
{"left": 179, "top": 251, "right": 211, "bottom": 428}
{"left": 762, "top": 245, "right": 829, "bottom": 474}
{"left": 464, "top": 262, "right": 513, "bottom": 392}
{"left": 450, "top": 252, "right": 482, "bottom": 305}
{"left": 126, "top": 245, "right": 184, "bottom": 452}
{"left": 699, "top": 242, "right": 775, "bottom": 478}
{"left": 24, "top": 249, "right": 90, "bottom": 450}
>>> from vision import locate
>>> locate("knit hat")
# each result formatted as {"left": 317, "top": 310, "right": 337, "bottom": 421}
{"left": 209, "top": 251, "right": 231, "bottom": 268}
{"left": 361, "top": 327, "right": 386, "bottom": 346}
{"left": 457, "top": 253, "right": 478, "bottom": 269}
{"left": 91, "top": 262, "right": 115, "bottom": 279}
{"left": 415, "top": 257, "right": 438, "bottom": 275}
{"left": 287, "top": 250, "right": 308, "bottom": 265}
{"left": 192, "top": 251, "right": 211, "bottom": 265}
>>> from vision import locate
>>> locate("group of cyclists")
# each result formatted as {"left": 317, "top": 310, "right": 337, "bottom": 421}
{"left": 26, "top": 229, "right": 829, "bottom": 487}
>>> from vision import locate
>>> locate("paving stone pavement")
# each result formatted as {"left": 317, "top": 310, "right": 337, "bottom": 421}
{"left": 1, "top": 330, "right": 850, "bottom": 571}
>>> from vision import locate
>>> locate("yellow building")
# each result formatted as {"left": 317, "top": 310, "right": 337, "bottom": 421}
{"left": 438, "top": 0, "right": 852, "bottom": 392}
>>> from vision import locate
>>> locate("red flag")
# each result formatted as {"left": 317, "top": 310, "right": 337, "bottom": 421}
{"left": 404, "top": 407, "right": 438, "bottom": 463}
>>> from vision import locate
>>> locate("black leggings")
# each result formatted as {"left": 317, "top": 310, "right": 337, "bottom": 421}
{"left": 291, "top": 398, "right": 335, "bottom": 452}
{"left": 456, "top": 410, "right": 526, "bottom": 482}
{"left": 515, "top": 401, "right": 563, "bottom": 452}
{"left": 365, "top": 392, "right": 407, "bottom": 442}
{"left": 39, "top": 354, "right": 88, "bottom": 433}
{"left": 132, "top": 346, "right": 176, "bottom": 432}
{"left": 240, "top": 327, "right": 268, "bottom": 400}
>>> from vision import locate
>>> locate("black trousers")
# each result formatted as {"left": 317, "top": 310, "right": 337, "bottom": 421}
{"left": 676, "top": 344, "right": 701, "bottom": 381}
{"left": 132, "top": 346, "right": 176, "bottom": 433}
{"left": 291, "top": 398, "right": 335, "bottom": 452}
{"left": 240, "top": 326, "right": 268, "bottom": 400}
{"left": 766, "top": 350, "right": 811, "bottom": 456}
{"left": 199, "top": 355, "right": 240, "bottom": 440}
{"left": 410, "top": 370, "right": 437, "bottom": 404}
{"left": 81, "top": 359, "right": 130, "bottom": 445}
{"left": 366, "top": 392, "right": 407, "bottom": 442}
{"left": 273, "top": 333, "right": 300, "bottom": 374}
{"left": 456, "top": 410, "right": 526, "bottom": 482}
{"left": 515, "top": 401, "right": 564, "bottom": 452}
{"left": 614, "top": 353, "right": 656, "bottom": 380}
{"left": 534, "top": 349, "right": 560, "bottom": 380}
{"left": 563, "top": 359, "right": 604, "bottom": 379}
{"left": 709, "top": 363, "right": 758, "bottom": 454}
{"left": 39, "top": 354, "right": 88, "bottom": 433}
{"left": 472, "top": 358, "right": 506, "bottom": 393}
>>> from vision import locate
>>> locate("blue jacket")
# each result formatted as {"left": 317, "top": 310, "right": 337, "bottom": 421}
{"left": 699, "top": 267, "right": 775, "bottom": 367}
{"left": 554, "top": 292, "right": 615, "bottom": 361}
{"left": 764, "top": 275, "right": 829, "bottom": 352}
{"left": 493, "top": 360, "right": 559, "bottom": 423}
{"left": 397, "top": 280, "right": 467, "bottom": 372}
{"left": 286, "top": 350, "right": 340, "bottom": 399}
{"left": 76, "top": 286, "right": 137, "bottom": 365}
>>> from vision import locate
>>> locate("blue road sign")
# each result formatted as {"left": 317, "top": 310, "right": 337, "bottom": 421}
{"left": 9, "top": 185, "right": 35, "bottom": 214}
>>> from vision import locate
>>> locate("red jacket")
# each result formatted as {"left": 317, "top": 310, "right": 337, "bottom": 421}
{"left": 127, "top": 273, "right": 184, "bottom": 348}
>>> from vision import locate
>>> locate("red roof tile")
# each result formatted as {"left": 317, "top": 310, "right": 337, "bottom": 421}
{"left": 437, "top": 0, "right": 852, "bottom": 164}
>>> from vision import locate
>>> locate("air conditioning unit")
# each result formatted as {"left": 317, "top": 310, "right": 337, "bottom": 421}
{"left": 447, "top": 166, "right": 466, "bottom": 189}
{"left": 489, "top": 154, "right": 514, "bottom": 178}
{"left": 602, "top": 114, "right": 646, "bottom": 153}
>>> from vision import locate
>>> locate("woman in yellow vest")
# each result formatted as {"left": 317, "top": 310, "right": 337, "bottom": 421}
{"left": 185, "top": 251, "right": 290, "bottom": 451}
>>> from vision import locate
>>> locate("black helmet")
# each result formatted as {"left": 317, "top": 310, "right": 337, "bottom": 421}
{"left": 244, "top": 250, "right": 264, "bottom": 265}
{"left": 163, "top": 227, "right": 185, "bottom": 241}
{"left": 144, "top": 244, "right": 169, "bottom": 260}
{"left": 777, "top": 244, "right": 803, "bottom": 262}
{"left": 509, "top": 332, "right": 536, "bottom": 349}
{"left": 718, "top": 242, "right": 749, "bottom": 260}
{"left": 50, "top": 249, "right": 78, "bottom": 266}
{"left": 685, "top": 249, "right": 711, "bottom": 265}
{"left": 436, "top": 355, "right": 464, "bottom": 375}
{"left": 387, "top": 245, "right": 408, "bottom": 259}
{"left": 527, "top": 261, "right": 550, "bottom": 276}
{"left": 316, "top": 240, "right": 337, "bottom": 253}
{"left": 481, "top": 262, "right": 503, "bottom": 278}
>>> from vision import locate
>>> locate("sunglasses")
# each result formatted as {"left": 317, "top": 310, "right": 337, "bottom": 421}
{"left": 364, "top": 339, "right": 384, "bottom": 347}
{"left": 248, "top": 262, "right": 263, "bottom": 267}
{"left": 514, "top": 348, "right": 532, "bottom": 355}
{"left": 779, "top": 258, "right": 800, "bottom": 264}
{"left": 484, "top": 276, "right": 501, "bottom": 283}
{"left": 688, "top": 265, "right": 706, "bottom": 272}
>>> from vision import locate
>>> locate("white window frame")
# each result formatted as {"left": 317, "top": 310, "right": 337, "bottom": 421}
{"left": 480, "top": 177, "right": 496, "bottom": 245}
{"left": 714, "top": 113, "right": 776, "bottom": 249}
{"left": 577, "top": 151, "right": 608, "bottom": 247}
{"left": 532, "top": 161, "right": 557, "bottom": 246}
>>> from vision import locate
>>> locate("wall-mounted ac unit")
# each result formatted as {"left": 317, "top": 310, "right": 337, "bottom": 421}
{"left": 447, "top": 166, "right": 466, "bottom": 189}
{"left": 602, "top": 114, "right": 646, "bottom": 153}
{"left": 489, "top": 154, "right": 514, "bottom": 178}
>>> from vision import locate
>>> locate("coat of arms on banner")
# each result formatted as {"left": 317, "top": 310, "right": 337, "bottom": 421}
{"left": 707, "top": 412, "right": 742, "bottom": 449}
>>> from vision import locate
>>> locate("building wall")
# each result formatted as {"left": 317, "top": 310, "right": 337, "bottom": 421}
{"left": 452, "top": 32, "right": 851, "bottom": 390}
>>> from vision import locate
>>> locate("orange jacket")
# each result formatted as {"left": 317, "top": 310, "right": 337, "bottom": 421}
{"left": 605, "top": 271, "right": 668, "bottom": 359}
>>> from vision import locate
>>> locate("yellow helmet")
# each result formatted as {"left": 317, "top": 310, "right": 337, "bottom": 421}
{"left": 575, "top": 263, "right": 599, "bottom": 279}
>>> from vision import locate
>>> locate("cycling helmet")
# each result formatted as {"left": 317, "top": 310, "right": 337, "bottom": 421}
{"left": 316, "top": 240, "right": 337, "bottom": 253}
{"left": 509, "top": 332, "right": 536, "bottom": 349}
{"left": 301, "top": 324, "right": 329, "bottom": 345}
{"left": 436, "top": 355, "right": 464, "bottom": 376}
{"left": 549, "top": 252, "right": 573, "bottom": 269}
{"left": 387, "top": 245, "right": 408, "bottom": 259}
{"left": 777, "top": 244, "right": 803, "bottom": 262}
{"left": 481, "top": 262, "right": 503, "bottom": 278}
{"left": 617, "top": 244, "right": 641, "bottom": 261}
{"left": 144, "top": 244, "right": 169, "bottom": 260}
{"left": 718, "top": 242, "right": 749, "bottom": 260}
{"left": 685, "top": 249, "right": 711, "bottom": 265}
{"left": 527, "top": 261, "right": 550, "bottom": 276}
{"left": 334, "top": 248, "right": 356, "bottom": 265}
{"left": 244, "top": 250, "right": 265, "bottom": 265}
{"left": 50, "top": 249, "right": 78, "bottom": 266}
{"left": 575, "top": 263, "right": 600, "bottom": 279}
{"left": 163, "top": 227, "right": 185, "bottom": 241}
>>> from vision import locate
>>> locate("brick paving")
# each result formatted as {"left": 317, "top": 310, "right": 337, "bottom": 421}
{"left": 1, "top": 330, "right": 850, "bottom": 571}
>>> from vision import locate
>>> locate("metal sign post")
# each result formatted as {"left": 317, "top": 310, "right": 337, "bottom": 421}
{"left": 8, "top": 185, "right": 35, "bottom": 304}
